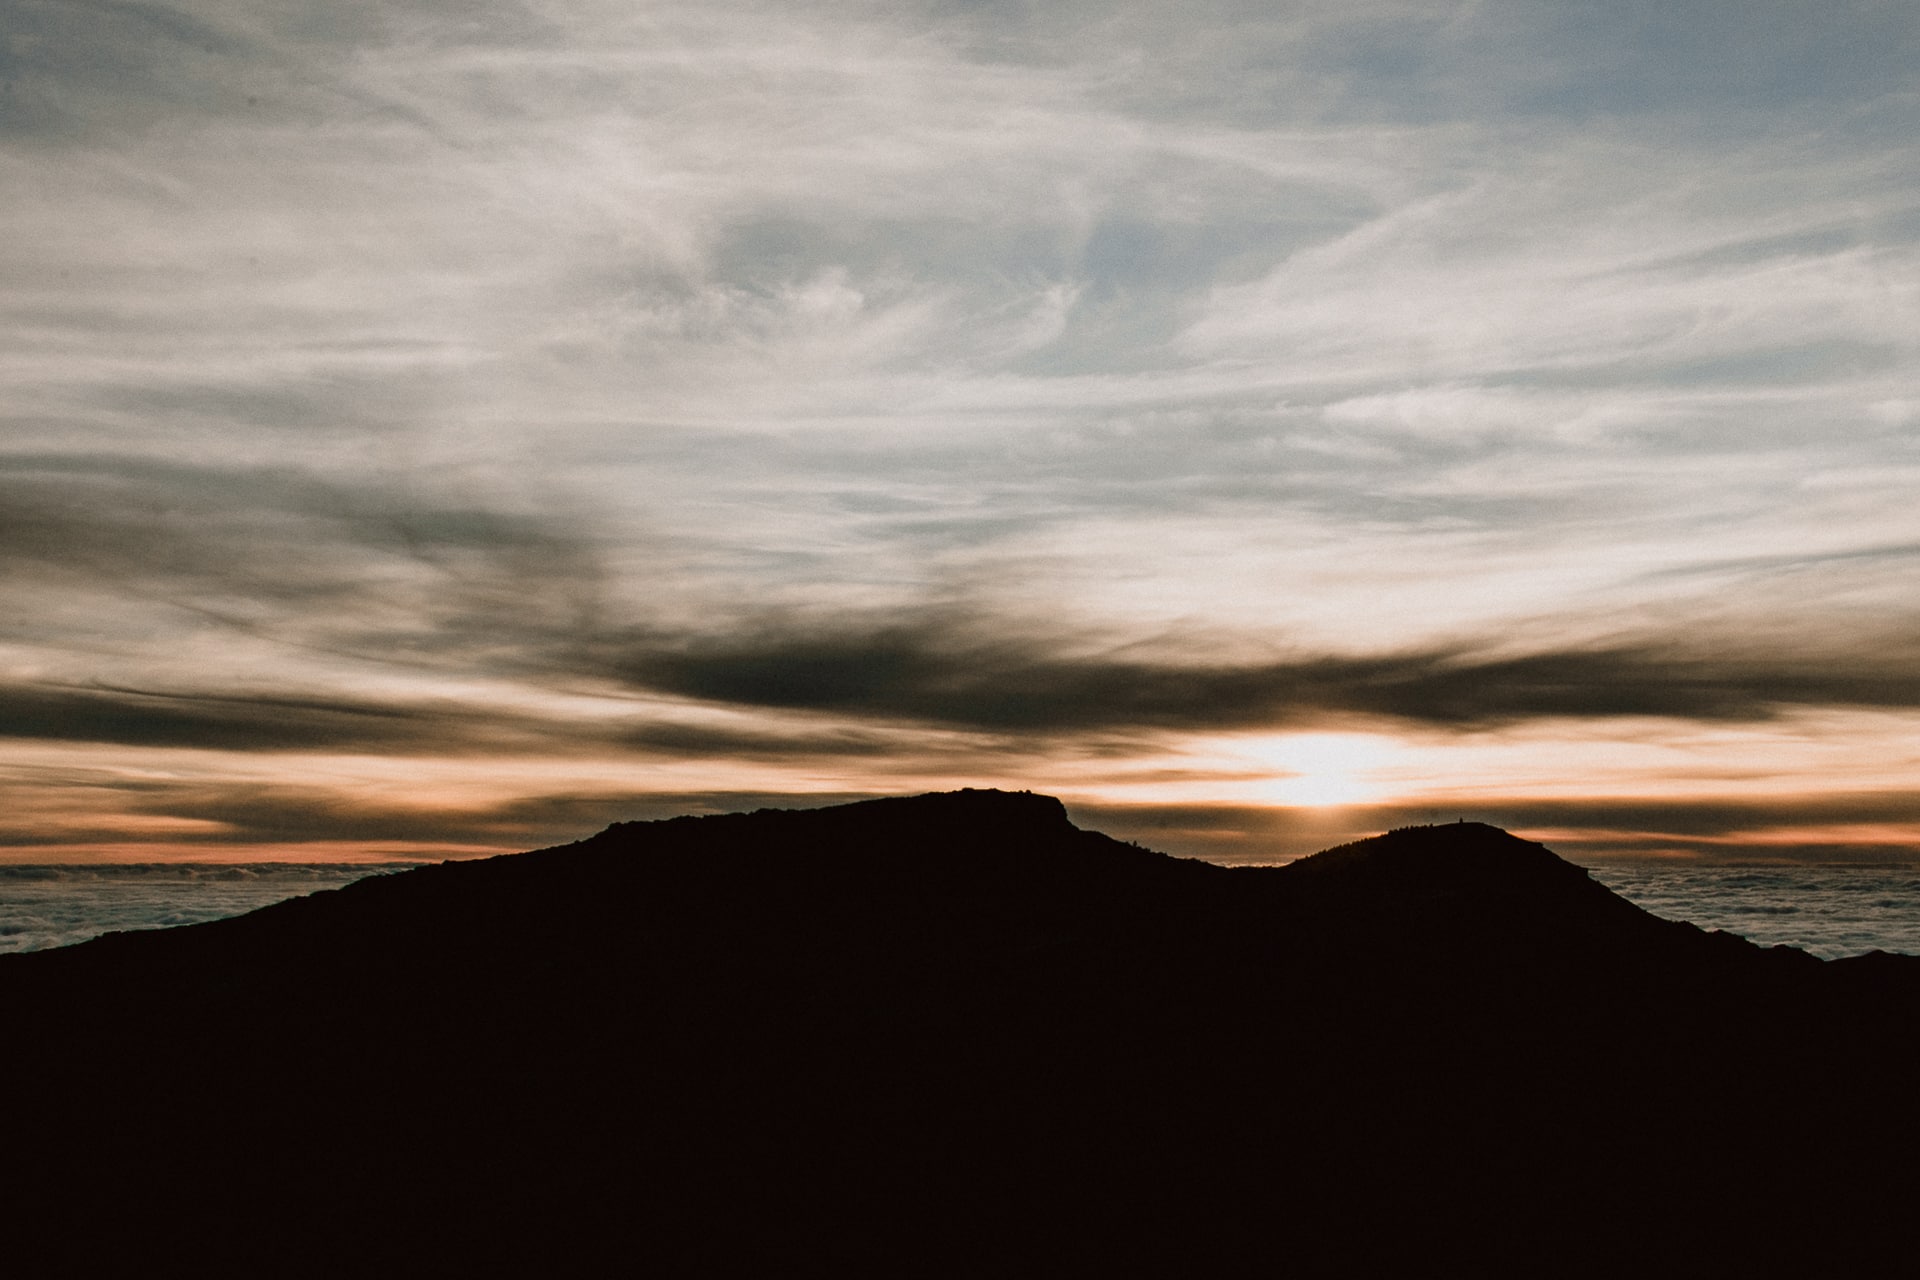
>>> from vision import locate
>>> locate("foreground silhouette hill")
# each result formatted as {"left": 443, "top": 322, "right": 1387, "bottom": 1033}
{"left": 4, "top": 790, "right": 1916, "bottom": 1273}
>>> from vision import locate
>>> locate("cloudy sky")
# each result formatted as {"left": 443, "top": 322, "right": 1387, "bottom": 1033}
{"left": 4, "top": 0, "right": 1918, "bottom": 863}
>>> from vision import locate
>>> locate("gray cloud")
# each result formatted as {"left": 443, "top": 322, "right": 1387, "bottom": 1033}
{"left": 0, "top": 452, "right": 608, "bottom": 662}
{"left": 0, "top": 681, "right": 438, "bottom": 753}
{"left": 9, "top": 606, "right": 1918, "bottom": 761}
{"left": 3, "top": 442, "right": 1915, "bottom": 752}
{"left": 618, "top": 721, "right": 897, "bottom": 761}
{"left": 606, "top": 618, "right": 1920, "bottom": 732}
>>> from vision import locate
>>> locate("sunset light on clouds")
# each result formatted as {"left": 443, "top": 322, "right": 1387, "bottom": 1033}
{"left": 3, "top": 0, "right": 1918, "bottom": 863}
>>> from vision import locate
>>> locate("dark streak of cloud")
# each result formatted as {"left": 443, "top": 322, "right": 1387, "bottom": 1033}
{"left": 0, "top": 681, "right": 480, "bottom": 753}
{"left": 5, "top": 449, "right": 1916, "bottom": 752}
{"left": 0, "top": 453, "right": 598, "bottom": 581}
{"left": 610, "top": 620, "right": 1920, "bottom": 732}
{"left": 0, "top": 782, "right": 880, "bottom": 851}
{"left": 0, "top": 453, "right": 609, "bottom": 666}
{"left": 1640, "top": 539, "right": 1920, "bottom": 582}
{"left": 619, "top": 722, "right": 897, "bottom": 761}
{"left": 20, "top": 780, "right": 1906, "bottom": 869}
{"left": 0, "top": 675, "right": 933, "bottom": 761}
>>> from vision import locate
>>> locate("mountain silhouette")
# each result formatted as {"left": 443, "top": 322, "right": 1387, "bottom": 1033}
{"left": 2, "top": 789, "right": 1915, "bottom": 1273}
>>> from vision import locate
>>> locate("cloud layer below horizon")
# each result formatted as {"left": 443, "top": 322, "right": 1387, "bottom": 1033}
{"left": 4, "top": 0, "right": 1917, "bottom": 862}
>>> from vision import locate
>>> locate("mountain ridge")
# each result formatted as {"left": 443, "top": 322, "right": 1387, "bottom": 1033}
{"left": 2, "top": 788, "right": 1914, "bottom": 1273}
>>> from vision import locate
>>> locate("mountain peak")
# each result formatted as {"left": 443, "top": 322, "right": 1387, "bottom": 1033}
{"left": 1275, "top": 818, "right": 1686, "bottom": 960}
{"left": 1288, "top": 820, "right": 1583, "bottom": 883}
{"left": 788, "top": 786, "right": 1074, "bottom": 831}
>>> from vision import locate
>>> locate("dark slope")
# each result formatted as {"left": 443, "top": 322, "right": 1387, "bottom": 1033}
{"left": 3, "top": 791, "right": 1916, "bottom": 1274}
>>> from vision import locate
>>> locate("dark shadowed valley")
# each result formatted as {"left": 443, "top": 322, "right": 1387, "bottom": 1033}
{"left": 4, "top": 790, "right": 1916, "bottom": 1273}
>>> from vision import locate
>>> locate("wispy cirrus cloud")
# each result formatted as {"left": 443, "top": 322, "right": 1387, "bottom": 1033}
{"left": 3, "top": 0, "right": 1917, "bottom": 859}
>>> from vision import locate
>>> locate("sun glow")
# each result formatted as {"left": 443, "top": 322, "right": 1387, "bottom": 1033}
{"left": 1231, "top": 733, "right": 1402, "bottom": 808}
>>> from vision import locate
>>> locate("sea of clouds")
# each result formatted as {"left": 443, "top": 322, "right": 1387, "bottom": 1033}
{"left": 0, "top": 865, "right": 412, "bottom": 955}
{"left": 1586, "top": 863, "right": 1920, "bottom": 959}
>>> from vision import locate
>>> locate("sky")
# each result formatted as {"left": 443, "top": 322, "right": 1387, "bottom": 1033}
{"left": 3, "top": 0, "right": 1918, "bottom": 865}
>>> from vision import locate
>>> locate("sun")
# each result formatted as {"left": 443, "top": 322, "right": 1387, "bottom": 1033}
{"left": 1238, "top": 733, "right": 1399, "bottom": 808}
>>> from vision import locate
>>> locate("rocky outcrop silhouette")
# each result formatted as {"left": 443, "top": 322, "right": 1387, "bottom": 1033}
{"left": 2, "top": 790, "right": 1914, "bottom": 1273}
